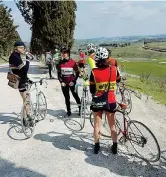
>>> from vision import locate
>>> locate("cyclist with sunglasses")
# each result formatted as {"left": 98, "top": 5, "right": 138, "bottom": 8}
{"left": 57, "top": 47, "right": 81, "bottom": 117}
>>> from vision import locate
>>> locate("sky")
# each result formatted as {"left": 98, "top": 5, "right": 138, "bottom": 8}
{"left": 2, "top": 0, "right": 166, "bottom": 42}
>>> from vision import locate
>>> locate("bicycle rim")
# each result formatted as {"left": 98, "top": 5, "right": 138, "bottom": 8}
{"left": 128, "top": 120, "right": 161, "bottom": 162}
{"left": 89, "top": 111, "right": 111, "bottom": 138}
{"left": 80, "top": 97, "right": 86, "bottom": 129}
{"left": 123, "top": 89, "right": 132, "bottom": 114}
{"left": 21, "top": 102, "right": 35, "bottom": 138}
{"left": 38, "top": 91, "right": 47, "bottom": 120}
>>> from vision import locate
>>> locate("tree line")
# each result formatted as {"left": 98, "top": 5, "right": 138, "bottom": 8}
{"left": 0, "top": 1, "right": 20, "bottom": 57}
{"left": 15, "top": 0, "right": 77, "bottom": 55}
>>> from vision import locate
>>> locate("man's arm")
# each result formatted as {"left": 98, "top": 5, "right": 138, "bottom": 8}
{"left": 89, "top": 71, "right": 96, "bottom": 94}
{"left": 9, "top": 54, "right": 29, "bottom": 77}
{"left": 57, "top": 63, "right": 63, "bottom": 83}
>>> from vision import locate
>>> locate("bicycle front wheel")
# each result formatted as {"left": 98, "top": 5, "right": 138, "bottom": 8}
{"left": 21, "top": 101, "right": 35, "bottom": 138}
{"left": 122, "top": 89, "right": 132, "bottom": 114}
{"left": 80, "top": 97, "right": 86, "bottom": 129}
{"left": 38, "top": 91, "right": 47, "bottom": 120}
{"left": 127, "top": 120, "right": 160, "bottom": 162}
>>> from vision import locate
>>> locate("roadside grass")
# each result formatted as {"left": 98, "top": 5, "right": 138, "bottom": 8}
{"left": 119, "top": 61, "right": 166, "bottom": 78}
{"left": 126, "top": 76, "right": 166, "bottom": 105}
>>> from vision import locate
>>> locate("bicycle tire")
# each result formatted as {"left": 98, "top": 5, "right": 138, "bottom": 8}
{"left": 38, "top": 91, "right": 47, "bottom": 120}
{"left": 21, "top": 101, "right": 35, "bottom": 138}
{"left": 80, "top": 97, "right": 86, "bottom": 130}
{"left": 89, "top": 111, "right": 111, "bottom": 138}
{"left": 122, "top": 88, "right": 132, "bottom": 114}
{"left": 127, "top": 120, "right": 161, "bottom": 162}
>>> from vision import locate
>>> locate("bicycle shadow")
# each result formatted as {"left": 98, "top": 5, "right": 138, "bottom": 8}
{"left": 84, "top": 149, "right": 166, "bottom": 177}
{"left": 0, "top": 112, "right": 28, "bottom": 140}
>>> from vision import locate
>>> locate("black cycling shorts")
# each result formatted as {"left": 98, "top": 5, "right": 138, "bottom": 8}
{"left": 91, "top": 102, "right": 117, "bottom": 113}
{"left": 18, "top": 79, "right": 27, "bottom": 92}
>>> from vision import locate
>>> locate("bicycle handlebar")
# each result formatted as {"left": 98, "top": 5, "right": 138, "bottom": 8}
{"left": 27, "top": 78, "right": 48, "bottom": 88}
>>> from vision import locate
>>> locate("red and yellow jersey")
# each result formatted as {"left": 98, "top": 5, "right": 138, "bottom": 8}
{"left": 90, "top": 66, "right": 117, "bottom": 103}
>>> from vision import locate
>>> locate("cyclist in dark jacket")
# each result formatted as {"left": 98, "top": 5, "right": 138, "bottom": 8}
{"left": 57, "top": 47, "right": 81, "bottom": 117}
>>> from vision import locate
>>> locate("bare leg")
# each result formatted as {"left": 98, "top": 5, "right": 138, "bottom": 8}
{"left": 93, "top": 111, "right": 102, "bottom": 143}
{"left": 106, "top": 112, "right": 117, "bottom": 142}
{"left": 20, "top": 91, "right": 31, "bottom": 116}
{"left": 93, "top": 111, "right": 103, "bottom": 154}
{"left": 106, "top": 111, "right": 118, "bottom": 154}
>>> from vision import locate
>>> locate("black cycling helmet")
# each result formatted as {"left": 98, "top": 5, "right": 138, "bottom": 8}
{"left": 61, "top": 46, "right": 70, "bottom": 56}
{"left": 14, "top": 41, "right": 26, "bottom": 48}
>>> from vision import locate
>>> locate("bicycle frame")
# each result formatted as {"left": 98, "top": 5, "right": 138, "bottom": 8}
{"left": 116, "top": 109, "right": 147, "bottom": 148}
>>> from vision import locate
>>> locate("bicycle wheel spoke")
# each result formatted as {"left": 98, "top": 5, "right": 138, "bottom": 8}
{"left": 21, "top": 102, "right": 35, "bottom": 138}
{"left": 38, "top": 91, "right": 47, "bottom": 120}
{"left": 128, "top": 120, "right": 160, "bottom": 162}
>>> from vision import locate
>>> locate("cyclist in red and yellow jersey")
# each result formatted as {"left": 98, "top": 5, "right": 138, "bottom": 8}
{"left": 90, "top": 47, "right": 118, "bottom": 154}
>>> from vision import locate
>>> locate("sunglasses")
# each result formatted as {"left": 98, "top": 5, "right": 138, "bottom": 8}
{"left": 61, "top": 51, "right": 68, "bottom": 54}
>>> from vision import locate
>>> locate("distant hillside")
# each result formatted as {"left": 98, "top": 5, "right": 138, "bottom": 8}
{"left": 74, "top": 34, "right": 166, "bottom": 46}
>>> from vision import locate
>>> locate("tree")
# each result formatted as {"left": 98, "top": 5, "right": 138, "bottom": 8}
{"left": 15, "top": 1, "right": 77, "bottom": 53}
{"left": 0, "top": 1, "right": 20, "bottom": 56}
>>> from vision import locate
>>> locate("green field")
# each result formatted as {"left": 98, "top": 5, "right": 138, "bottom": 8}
{"left": 147, "top": 42, "right": 166, "bottom": 48}
{"left": 109, "top": 42, "right": 166, "bottom": 59}
{"left": 119, "top": 61, "right": 166, "bottom": 78}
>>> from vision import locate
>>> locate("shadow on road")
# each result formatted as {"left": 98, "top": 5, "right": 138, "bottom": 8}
{"left": 33, "top": 131, "right": 166, "bottom": 177}
{"left": 34, "top": 131, "right": 93, "bottom": 151}
{"left": 0, "top": 112, "right": 28, "bottom": 141}
{"left": 0, "top": 157, "right": 46, "bottom": 177}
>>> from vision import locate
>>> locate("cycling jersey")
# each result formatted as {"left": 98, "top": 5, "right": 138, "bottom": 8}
{"left": 90, "top": 66, "right": 117, "bottom": 103}
{"left": 87, "top": 53, "right": 96, "bottom": 78}
{"left": 79, "top": 52, "right": 85, "bottom": 59}
{"left": 9, "top": 51, "right": 30, "bottom": 92}
{"left": 57, "top": 58, "right": 79, "bottom": 84}
{"left": 107, "top": 57, "right": 118, "bottom": 67}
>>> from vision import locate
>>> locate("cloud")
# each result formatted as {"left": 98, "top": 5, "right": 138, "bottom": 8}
{"left": 75, "top": 1, "right": 166, "bottom": 39}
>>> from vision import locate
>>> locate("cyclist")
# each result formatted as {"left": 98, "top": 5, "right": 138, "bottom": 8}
{"left": 9, "top": 41, "right": 33, "bottom": 125}
{"left": 57, "top": 47, "right": 81, "bottom": 117}
{"left": 87, "top": 43, "right": 96, "bottom": 78}
{"left": 45, "top": 49, "right": 53, "bottom": 79}
{"left": 78, "top": 50, "right": 86, "bottom": 69}
{"left": 89, "top": 47, "right": 118, "bottom": 154}
{"left": 107, "top": 48, "right": 121, "bottom": 82}
{"left": 52, "top": 48, "right": 60, "bottom": 71}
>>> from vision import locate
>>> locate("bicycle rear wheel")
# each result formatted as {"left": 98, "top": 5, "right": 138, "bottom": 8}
{"left": 89, "top": 111, "right": 111, "bottom": 138}
{"left": 38, "top": 91, "right": 47, "bottom": 120}
{"left": 127, "top": 120, "right": 160, "bottom": 162}
{"left": 21, "top": 101, "right": 35, "bottom": 138}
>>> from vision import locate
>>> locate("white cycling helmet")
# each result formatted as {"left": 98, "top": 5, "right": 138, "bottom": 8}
{"left": 95, "top": 47, "right": 109, "bottom": 61}
{"left": 87, "top": 43, "right": 96, "bottom": 52}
